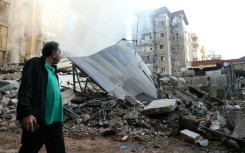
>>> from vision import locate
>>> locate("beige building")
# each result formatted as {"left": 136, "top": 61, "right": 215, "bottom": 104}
{"left": 132, "top": 7, "right": 189, "bottom": 77}
{"left": 187, "top": 33, "right": 207, "bottom": 65}
{"left": 0, "top": 0, "right": 10, "bottom": 65}
{"left": 0, "top": 0, "right": 70, "bottom": 65}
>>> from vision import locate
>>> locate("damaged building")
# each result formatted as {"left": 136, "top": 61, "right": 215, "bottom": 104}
{"left": 187, "top": 33, "right": 207, "bottom": 62}
{"left": 132, "top": 7, "right": 187, "bottom": 77}
{"left": 131, "top": 7, "right": 208, "bottom": 77}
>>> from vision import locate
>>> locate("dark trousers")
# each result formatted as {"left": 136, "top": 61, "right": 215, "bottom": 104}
{"left": 19, "top": 122, "right": 65, "bottom": 153}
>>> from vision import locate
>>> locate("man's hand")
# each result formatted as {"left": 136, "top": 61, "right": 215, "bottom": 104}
{"left": 22, "top": 115, "right": 37, "bottom": 133}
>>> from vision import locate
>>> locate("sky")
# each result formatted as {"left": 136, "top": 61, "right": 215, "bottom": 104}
{"left": 50, "top": 0, "right": 244, "bottom": 59}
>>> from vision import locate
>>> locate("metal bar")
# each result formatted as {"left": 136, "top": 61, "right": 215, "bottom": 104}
{"left": 72, "top": 64, "right": 76, "bottom": 93}
{"left": 74, "top": 67, "right": 83, "bottom": 93}
{"left": 199, "top": 125, "right": 245, "bottom": 143}
{"left": 84, "top": 77, "right": 88, "bottom": 92}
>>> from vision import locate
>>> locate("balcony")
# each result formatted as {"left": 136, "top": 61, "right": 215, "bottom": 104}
{"left": 140, "top": 39, "right": 153, "bottom": 45}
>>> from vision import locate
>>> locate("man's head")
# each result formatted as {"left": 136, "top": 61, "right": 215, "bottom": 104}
{"left": 42, "top": 41, "right": 61, "bottom": 64}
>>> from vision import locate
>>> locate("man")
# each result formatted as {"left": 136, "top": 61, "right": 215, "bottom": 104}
{"left": 17, "top": 41, "right": 66, "bottom": 153}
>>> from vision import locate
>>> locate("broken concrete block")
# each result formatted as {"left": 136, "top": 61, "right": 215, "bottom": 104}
{"left": 109, "top": 118, "right": 123, "bottom": 130}
{"left": 0, "top": 114, "right": 13, "bottom": 119}
{"left": 3, "top": 107, "right": 10, "bottom": 114}
{"left": 180, "top": 129, "right": 201, "bottom": 144}
{"left": 10, "top": 98, "right": 18, "bottom": 107}
{"left": 223, "top": 104, "right": 240, "bottom": 111}
{"left": 0, "top": 80, "right": 20, "bottom": 92}
{"left": 197, "top": 139, "right": 209, "bottom": 147}
{"left": 210, "top": 120, "right": 221, "bottom": 130}
{"left": 125, "top": 95, "right": 138, "bottom": 106}
{"left": 216, "top": 111, "right": 227, "bottom": 127}
{"left": 232, "top": 116, "right": 245, "bottom": 139}
{"left": 159, "top": 77, "right": 171, "bottom": 83}
{"left": 1, "top": 97, "right": 10, "bottom": 106}
{"left": 121, "top": 135, "right": 128, "bottom": 141}
{"left": 142, "top": 99, "right": 178, "bottom": 115}
{"left": 123, "top": 111, "right": 139, "bottom": 125}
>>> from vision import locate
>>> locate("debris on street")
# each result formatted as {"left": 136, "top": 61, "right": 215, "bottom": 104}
{"left": 1, "top": 45, "right": 245, "bottom": 152}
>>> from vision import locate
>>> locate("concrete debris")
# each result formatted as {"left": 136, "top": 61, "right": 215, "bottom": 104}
{"left": 0, "top": 80, "right": 19, "bottom": 93}
{"left": 142, "top": 99, "right": 178, "bottom": 114}
{"left": 1, "top": 64, "right": 245, "bottom": 151}
{"left": 180, "top": 129, "right": 201, "bottom": 144}
{"left": 197, "top": 139, "right": 209, "bottom": 147}
{"left": 231, "top": 116, "right": 245, "bottom": 139}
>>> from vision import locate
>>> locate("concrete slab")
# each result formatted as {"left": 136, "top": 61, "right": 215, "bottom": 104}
{"left": 142, "top": 99, "right": 177, "bottom": 114}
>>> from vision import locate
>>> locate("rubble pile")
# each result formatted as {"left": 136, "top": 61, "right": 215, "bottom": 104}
{"left": 0, "top": 64, "right": 23, "bottom": 80}
{"left": 1, "top": 64, "right": 245, "bottom": 151}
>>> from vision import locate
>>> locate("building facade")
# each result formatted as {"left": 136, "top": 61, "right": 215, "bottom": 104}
{"left": 0, "top": 0, "right": 10, "bottom": 65}
{"left": 187, "top": 33, "right": 207, "bottom": 64}
{"left": 132, "top": 7, "right": 189, "bottom": 77}
{"left": 9, "top": 0, "right": 71, "bottom": 63}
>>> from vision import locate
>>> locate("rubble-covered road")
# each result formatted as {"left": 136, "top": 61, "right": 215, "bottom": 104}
{"left": 1, "top": 62, "right": 245, "bottom": 153}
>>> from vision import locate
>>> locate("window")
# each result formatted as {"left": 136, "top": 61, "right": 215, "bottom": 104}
{"left": 160, "top": 45, "right": 164, "bottom": 49}
{"left": 159, "top": 33, "right": 164, "bottom": 37}
{"left": 155, "top": 54, "right": 158, "bottom": 58}
{"left": 161, "top": 56, "right": 164, "bottom": 61}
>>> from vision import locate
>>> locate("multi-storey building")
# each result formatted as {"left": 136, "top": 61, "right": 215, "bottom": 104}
{"left": 0, "top": 0, "right": 10, "bottom": 65}
{"left": 187, "top": 33, "right": 207, "bottom": 64}
{"left": 132, "top": 7, "right": 189, "bottom": 77}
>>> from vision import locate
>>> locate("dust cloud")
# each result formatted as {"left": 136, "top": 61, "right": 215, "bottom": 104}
{"left": 41, "top": 0, "right": 149, "bottom": 56}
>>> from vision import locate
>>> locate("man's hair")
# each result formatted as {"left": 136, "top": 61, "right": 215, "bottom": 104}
{"left": 42, "top": 41, "right": 59, "bottom": 56}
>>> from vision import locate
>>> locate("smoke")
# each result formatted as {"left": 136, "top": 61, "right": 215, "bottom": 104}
{"left": 40, "top": 0, "right": 147, "bottom": 56}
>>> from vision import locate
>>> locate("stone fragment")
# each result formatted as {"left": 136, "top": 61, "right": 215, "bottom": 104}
{"left": 197, "top": 139, "right": 209, "bottom": 147}
{"left": 232, "top": 117, "right": 245, "bottom": 139}
{"left": 1, "top": 97, "right": 10, "bottom": 106}
{"left": 121, "top": 135, "right": 128, "bottom": 141}
{"left": 180, "top": 129, "right": 201, "bottom": 144}
{"left": 142, "top": 99, "right": 178, "bottom": 114}
{"left": 109, "top": 118, "right": 123, "bottom": 130}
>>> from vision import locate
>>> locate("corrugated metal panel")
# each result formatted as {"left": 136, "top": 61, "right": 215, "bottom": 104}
{"left": 68, "top": 44, "right": 157, "bottom": 99}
